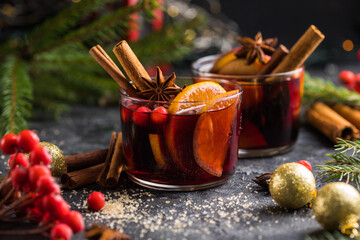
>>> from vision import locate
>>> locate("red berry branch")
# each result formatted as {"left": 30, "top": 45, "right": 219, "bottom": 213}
{"left": 0, "top": 130, "right": 84, "bottom": 240}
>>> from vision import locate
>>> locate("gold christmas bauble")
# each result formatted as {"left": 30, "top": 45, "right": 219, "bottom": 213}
{"left": 313, "top": 182, "right": 360, "bottom": 232}
{"left": 39, "top": 142, "right": 67, "bottom": 177}
{"left": 269, "top": 162, "right": 316, "bottom": 209}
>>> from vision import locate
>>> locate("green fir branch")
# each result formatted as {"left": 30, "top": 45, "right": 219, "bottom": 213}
{"left": 0, "top": 56, "right": 33, "bottom": 135}
{"left": 304, "top": 72, "right": 360, "bottom": 108}
{"left": 305, "top": 230, "right": 360, "bottom": 240}
{"left": 32, "top": 0, "right": 158, "bottom": 55}
{"left": 317, "top": 138, "right": 360, "bottom": 190}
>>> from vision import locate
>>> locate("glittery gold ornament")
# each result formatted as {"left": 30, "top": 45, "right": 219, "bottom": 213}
{"left": 313, "top": 182, "right": 360, "bottom": 235}
{"left": 39, "top": 142, "right": 67, "bottom": 177}
{"left": 269, "top": 162, "right": 316, "bottom": 209}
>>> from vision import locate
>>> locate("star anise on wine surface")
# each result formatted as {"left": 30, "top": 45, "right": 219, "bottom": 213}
{"left": 139, "top": 66, "right": 182, "bottom": 101}
{"left": 236, "top": 32, "right": 278, "bottom": 65}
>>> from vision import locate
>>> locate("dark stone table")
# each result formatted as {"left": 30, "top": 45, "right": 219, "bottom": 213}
{"left": 1, "top": 63, "right": 358, "bottom": 239}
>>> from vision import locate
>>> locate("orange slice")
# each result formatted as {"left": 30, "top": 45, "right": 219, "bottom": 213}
{"left": 193, "top": 91, "right": 239, "bottom": 177}
{"left": 149, "top": 134, "right": 167, "bottom": 169}
{"left": 168, "top": 81, "right": 226, "bottom": 114}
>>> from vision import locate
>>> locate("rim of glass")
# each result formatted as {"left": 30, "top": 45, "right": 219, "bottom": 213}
{"left": 191, "top": 55, "right": 304, "bottom": 80}
{"left": 119, "top": 76, "right": 243, "bottom": 104}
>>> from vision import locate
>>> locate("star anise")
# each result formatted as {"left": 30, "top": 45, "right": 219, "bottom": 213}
{"left": 139, "top": 66, "right": 182, "bottom": 101}
{"left": 236, "top": 32, "right": 278, "bottom": 65}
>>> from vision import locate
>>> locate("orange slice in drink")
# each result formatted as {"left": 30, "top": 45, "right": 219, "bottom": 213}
{"left": 149, "top": 134, "right": 167, "bottom": 169}
{"left": 193, "top": 90, "right": 239, "bottom": 177}
{"left": 166, "top": 82, "right": 228, "bottom": 176}
{"left": 168, "top": 81, "right": 226, "bottom": 114}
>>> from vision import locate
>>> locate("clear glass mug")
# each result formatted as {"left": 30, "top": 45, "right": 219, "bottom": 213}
{"left": 192, "top": 55, "right": 304, "bottom": 158}
{"left": 119, "top": 77, "right": 242, "bottom": 191}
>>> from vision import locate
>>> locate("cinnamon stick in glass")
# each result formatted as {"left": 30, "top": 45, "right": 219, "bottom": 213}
{"left": 257, "top": 44, "right": 288, "bottom": 75}
{"left": 89, "top": 44, "right": 138, "bottom": 97}
{"left": 332, "top": 103, "right": 360, "bottom": 130}
{"left": 65, "top": 149, "right": 108, "bottom": 172}
{"left": 61, "top": 163, "right": 105, "bottom": 190}
{"left": 112, "top": 40, "right": 151, "bottom": 91}
{"left": 306, "top": 102, "right": 359, "bottom": 143}
{"left": 106, "top": 133, "right": 125, "bottom": 188}
{"left": 268, "top": 25, "right": 324, "bottom": 80}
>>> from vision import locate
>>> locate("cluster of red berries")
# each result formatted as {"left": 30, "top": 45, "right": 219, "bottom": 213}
{"left": 121, "top": 105, "right": 168, "bottom": 127}
{"left": 337, "top": 49, "right": 360, "bottom": 92}
{"left": 0, "top": 130, "right": 84, "bottom": 240}
{"left": 338, "top": 70, "right": 360, "bottom": 92}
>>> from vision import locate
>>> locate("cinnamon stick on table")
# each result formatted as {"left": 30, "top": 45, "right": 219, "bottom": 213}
{"left": 61, "top": 163, "right": 105, "bottom": 190}
{"left": 106, "top": 133, "right": 125, "bottom": 188}
{"left": 306, "top": 102, "right": 359, "bottom": 143}
{"left": 96, "top": 132, "right": 118, "bottom": 187}
{"left": 113, "top": 40, "right": 152, "bottom": 91}
{"left": 89, "top": 44, "right": 138, "bottom": 97}
{"left": 332, "top": 103, "right": 360, "bottom": 130}
{"left": 65, "top": 149, "right": 108, "bottom": 172}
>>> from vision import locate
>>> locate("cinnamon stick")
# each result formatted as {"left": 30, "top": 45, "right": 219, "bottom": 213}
{"left": 96, "top": 132, "right": 117, "bottom": 187}
{"left": 65, "top": 149, "right": 108, "bottom": 172}
{"left": 270, "top": 25, "right": 324, "bottom": 76}
{"left": 106, "top": 133, "right": 125, "bottom": 188}
{"left": 257, "top": 44, "right": 289, "bottom": 75}
{"left": 112, "top": 40, "right": 151, "bottom": 91}
{"left": 61, "top": 163, "right": 105, "bottom": 190}
{"left": 89, "top": 45, "right": 138, "bottom": 97}
{"left": 332, "top": 103, "right": 360, "bottom": 129}
{"left": 306, "top": 102, "right": 359, "bottom": 143}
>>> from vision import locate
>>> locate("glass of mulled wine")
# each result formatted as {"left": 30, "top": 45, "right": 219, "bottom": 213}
{"left": 192, "top": 55, "right": 304, "bottom": 157}
{"left": 119, "top": 77, "right": 242, "bottom": 191}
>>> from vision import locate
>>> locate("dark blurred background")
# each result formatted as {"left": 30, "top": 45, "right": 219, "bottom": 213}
{"left": 190, "top": 0, "right": 360, "bottom": 64}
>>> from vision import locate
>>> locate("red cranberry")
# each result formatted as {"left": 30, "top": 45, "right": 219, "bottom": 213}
{"left": 50, "top": 223, "right": 73, "bottom": 240}
{"left": 10, "top": 167, "right": 28, "bottom": 190}
{"left": 44, "top": 194, "right": 70, "bottom": 220}
{"left": 37, "top": 175, "right": 60, "bottom": 195}
{"left": 297, "top": 160, "right": 312, "bottom": 171}
{"left": 87, "top": 192, "right": 105, "bottom": 211}
{"left": 132, "top": 106, "right": 151, "bottom": 127}
{"left": 63, "top": 211, "right": 84, "bottom": 233}
{"left": 29, "top": 145, "right": 52, "bottom": 166}
{"left": 17, "top": 130, "right": 39, "bottom": 153}
{"left": 338, "top": 70, "right": 356, "bottom": 89}
{"left": 8, "top": 153, "right": 29, "bottom": 169}
{"left": 34, "top": 195, "right": 47, "bottom": 213}
{"left": 1, "top": 133, "right": 18, "bottom": 155}
{"left": 28, "top": 165, "right": 51, "bottom": 190}
{"left": 151, "top": 106, "right": 168, "bottom": 125}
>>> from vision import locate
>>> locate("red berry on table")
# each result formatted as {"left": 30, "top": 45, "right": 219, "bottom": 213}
{"left": 10, "top": 167, "right": 29, "bottom": 190}
{"left": 87, "top": 191, "right": 105, "bottom": 211}
{"left": 63, "top": 211, "right": 84, "bottom": 233}
{"left": 29, "top": 145, "right": 52, "bottom": 166}
{"left": 354, "top": 73, "right": 360, "bottom": 93}
{"left": 37, "top": 175, "right": 61, "bottom": 195}
{"left": 151, "top": 106, "right": 168, "bottom": 125}
{"left": 8, "top": 153, "right": 29, "bottom": 169}
{"left": 132, "top": 106, "right": 151, "bottom": 127}
{"left": 28, "top": 165, "right": 51, "bottom": 190}
{"left": 17, "top": 130, "right": 40, "bottom": 153}
{"left": 338, "top": 70, "right": 356, "bottom": 89}
{"left": 44, "top": 194, "right": 70, "bottom": 220}
{"left": 50, "top": 223, "right": 73, "bottom": 240}
{"left": 297, "top": 160, "right": 312, "bottom": 171}
{"left": 0, "top": 133, "right": 18, "bottom": 154}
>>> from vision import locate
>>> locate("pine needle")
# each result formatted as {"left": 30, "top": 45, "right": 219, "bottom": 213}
{"left": 317, "top": 138, "right": 360, "bottom": 190}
